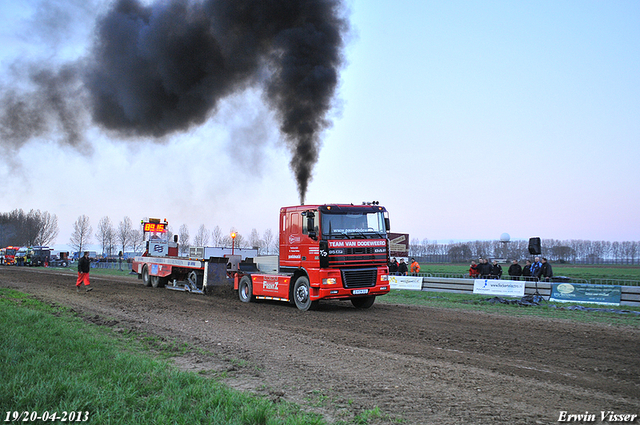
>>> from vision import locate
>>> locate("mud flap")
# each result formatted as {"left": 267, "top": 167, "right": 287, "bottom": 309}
{"left": 205, "top": 257, "right": 231, "bottom": 289}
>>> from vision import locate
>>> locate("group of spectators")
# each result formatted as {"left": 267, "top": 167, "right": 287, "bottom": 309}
{"left": 468, "top": 258, "right": 504, "bottom": 279}
{"left": 389, "top": 257, "right": 421, "bottom": 276}
{"left": 469, "top": 256, "right": 553, "bottom": 281}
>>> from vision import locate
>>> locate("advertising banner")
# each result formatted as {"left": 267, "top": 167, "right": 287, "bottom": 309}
{"left": 389, "top": 276, "right": 423, "bottom": 290}
{"left": 473, "top": 279, "right": 526, "bottom": 297}
{"left": 550, "top": 283, "right": 621, "bottom": 305}
{"left": 388, "top": 233, "right": 409, "bottom": 258}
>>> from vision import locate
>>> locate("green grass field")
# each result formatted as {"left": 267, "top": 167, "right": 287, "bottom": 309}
{"left": 0, "top": 288, "right": 326, "bottom": 425}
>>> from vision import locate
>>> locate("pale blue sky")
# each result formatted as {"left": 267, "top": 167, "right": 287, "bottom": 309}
{"left": 1, "top": 0, "right": 639, "bottom": 252}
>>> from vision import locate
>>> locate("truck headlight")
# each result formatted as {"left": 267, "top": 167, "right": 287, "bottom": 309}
{"left": 381, "top": 275, "right": 389, "bottom": 281}
{"left": 322, "top": 278, "right": 337, "bottom": 285}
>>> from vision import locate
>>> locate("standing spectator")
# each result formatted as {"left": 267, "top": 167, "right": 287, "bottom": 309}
{"left": 530, "top": 256, "right": 543, "bottom": 280}
{"left": 490, "top": 260, "right": 503, "bottom": 279}
{"left": 469, "top": 260, "right": 480, "bottom": 278}
{"left": 508, "top": 260, "right": 523, "bottom": 281}
{"left": 410, "top": 258, "right": 421, "bottom": 276}
{"left": 541, "top": 258, "right": 553, "bottom": 282}
{"left": 480, "top": 258, "right": 492, "bottom": 278}
{"left": 389, "top": 257, "right": 398, "bottom": 275}
{"left": 398, "top": 258, "right": 408, "bottom": 276}
{"left": 76, "top": 251, "right": 93, "bottom": 293}
{"left": 522, "top": 259, "right": 533, "bottom": 281}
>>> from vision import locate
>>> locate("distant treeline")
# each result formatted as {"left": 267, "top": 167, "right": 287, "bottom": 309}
{"left": 409, "top": 238, "right": 640, "bottom": 265}
{"left": 0, "top": 209, "right": 59, "bottom": 248}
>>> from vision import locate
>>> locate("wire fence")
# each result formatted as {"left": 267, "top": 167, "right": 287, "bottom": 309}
{"left": 90, "top": 261, "right": 130, "bottom": 271}
{"left": 392, "top": 272, "right": 633, "bottom": 286}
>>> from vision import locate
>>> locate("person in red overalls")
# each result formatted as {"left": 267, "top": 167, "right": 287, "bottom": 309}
{"left": 76, "top": 251, "right": 93, "bottom": 292}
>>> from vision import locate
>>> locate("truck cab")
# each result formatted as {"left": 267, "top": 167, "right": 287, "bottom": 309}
{"left": 238, "top": 203, "right": 391, "bottom": 310}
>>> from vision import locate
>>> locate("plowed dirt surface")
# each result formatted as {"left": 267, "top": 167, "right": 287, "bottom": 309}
{"left": 2, "top": 267, "right": 639, "bottom": 424}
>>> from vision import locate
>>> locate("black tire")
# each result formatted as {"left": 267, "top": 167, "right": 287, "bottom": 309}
{"left": 187, "top": 271, "right": 203, "bottom": 290}
{"left": 151, "top": 275, "right": 166, "bottom": 288}
{"left": 351, "top": 296, "right": 376, "bottom": 309}
{"left": 238, "top": 276, "right": 253, "bottom": 303}
{"left": 142, "top": 265, "right": 152, "bottom": 287}
{"left": 293, "top": 276, "right": 318, "bottom": 311}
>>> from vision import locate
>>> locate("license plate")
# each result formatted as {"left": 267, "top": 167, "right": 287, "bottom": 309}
{"left": 352, "top": 289, "right": 369, "bottom": 295}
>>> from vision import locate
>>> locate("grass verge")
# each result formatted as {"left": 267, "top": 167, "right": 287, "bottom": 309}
{"left": 378, "top": 289, "right": 640, "bottom": 327}
{"left": 0, "top": 288, "right": 326, "bottom": 425}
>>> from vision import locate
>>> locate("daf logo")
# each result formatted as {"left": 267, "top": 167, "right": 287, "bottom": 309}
{"left": 289, "top": 235, "right": 301, "bottom": 244}
{"left": 153, "top": 245, "right": 164, "bottom": 252}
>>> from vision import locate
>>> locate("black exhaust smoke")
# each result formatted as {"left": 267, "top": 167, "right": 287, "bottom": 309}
{"left": 0, "top": 0, "right": 348, "bottom": 204}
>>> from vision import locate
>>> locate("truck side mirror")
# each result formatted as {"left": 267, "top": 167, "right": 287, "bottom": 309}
{"left": 307, "top": 216, "right": 317, "bottom": 240}
{"left": 385, "top": 217, "right": 391, "bottom": 232}
{"left": 303, "top": 211, "right": 317, "bottom": 240}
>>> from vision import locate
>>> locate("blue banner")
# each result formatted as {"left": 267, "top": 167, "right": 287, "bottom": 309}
{"left": 550, "top": 283, "right": 621, "bottom": 305}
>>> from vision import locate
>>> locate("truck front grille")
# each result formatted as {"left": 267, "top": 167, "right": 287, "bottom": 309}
{"left": 341, "top": 268, "right": 378, "bottom": 288}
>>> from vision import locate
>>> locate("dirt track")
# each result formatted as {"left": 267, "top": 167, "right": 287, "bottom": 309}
{"left": 2, "top": 267, "right": 639, "bottom": 424}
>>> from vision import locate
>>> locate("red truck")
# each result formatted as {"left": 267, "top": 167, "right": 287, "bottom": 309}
{"left": 132, "top": 203, "right": 392, "bottom": 310}
{"left": 1, "top": 246, "right": 21, "bottom": 266}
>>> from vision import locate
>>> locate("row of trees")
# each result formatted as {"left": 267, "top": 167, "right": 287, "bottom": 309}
{"left": 409, "top": 238, "right": 640, "bottom": 264}
{"left": 176, "top": 224, "right": 277, "bottom": 256}
{"left": 69, "top": 215, "right": 148, "bottom": 257}
{"left": 2, "top": 209, "right": 637, "bottom": 264}
{"left": 67, "top": 215, "right": 279, "bottom": 257}
{"left": 0, "top": 209, "right": 59, "bottom": 248}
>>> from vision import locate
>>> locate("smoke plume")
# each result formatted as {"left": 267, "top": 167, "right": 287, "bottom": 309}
{"left": 0, "top": 0, "right": 348, "bottom": 204}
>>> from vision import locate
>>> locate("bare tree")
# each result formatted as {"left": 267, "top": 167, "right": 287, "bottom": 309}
{"left": 32, "top": 211, "right": 59, "bottom": 246}
{"left": 249, "top": 228, "right": 262, "bottom": 252}
{"left": 193, "top": 224, "right": 209, "bottom": 247}
{"left": 116, "top": 217, "right": 134, "bottom": 256}
{"left": 178, "top": 224, "right": 190, "bottom": 255}
{"left": 262, "top": 228, "right": 274, "bottom": 255}
{"left": 96, "top": 216, "right": 115, "bottom": 256}
{"left": 211, "top": 225, "right": 223, "bottom": 246}
{"left": 131, "top": 229, "right": 144, "bottom": 254}
{"left": 69, "top": 215, "right": 92, "bottom": 255}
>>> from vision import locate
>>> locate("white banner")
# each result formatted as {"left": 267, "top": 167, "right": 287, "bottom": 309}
{"left": 389, "top": 276, "right": 423, "bottom": 290}
{"left": 473, "top": 279, "right": 525, "bottom": 297}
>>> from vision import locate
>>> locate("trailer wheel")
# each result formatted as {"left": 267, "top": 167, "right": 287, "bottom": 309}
{"left": 351, "top": 296, "right": 376, "bottom": 309}
{"left": 142, "top": 265, "right": 152, "bottom": 287}
{"left": 293, "top": 276, "right": 318, "bottom": 311}
{"left": 238, "top": 276, "right": 253, "bottom": 303}
{"left": 187, "top": 271, "right": 203, "bottom": 290}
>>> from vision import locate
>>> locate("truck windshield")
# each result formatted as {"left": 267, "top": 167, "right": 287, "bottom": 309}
{"left": 321, "top": 211, "right": 386, "bottom": 238}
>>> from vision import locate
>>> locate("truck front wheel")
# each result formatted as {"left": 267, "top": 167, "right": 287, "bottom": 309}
{"left": 351, "top": 296, "right": 376, "bottom": 309}
{"left": 293, "top": 276, "right": 318, "bottom": 311}
{"left": 238, "top": 276, "right": 253, "bottom": 303}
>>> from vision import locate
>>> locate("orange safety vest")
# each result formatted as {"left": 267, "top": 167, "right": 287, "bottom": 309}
{"left": 410, "top": 261, "right": 420, "bottom": 274}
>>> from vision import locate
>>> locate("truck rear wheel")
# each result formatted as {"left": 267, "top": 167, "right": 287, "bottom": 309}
{"left": 293, "top": 276, "right": 318, "bottom": 311}
{"left": 151, "top": 275, "right": 166, "bottom": 288}
{"left": 351, "top": 296, "right": 376, "bottom": 309}
{"left": 142, "top": 266, "right": 152, "bottom": 287}
{"left": 238, "top": 276, "right": 253, "bottom": 303}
